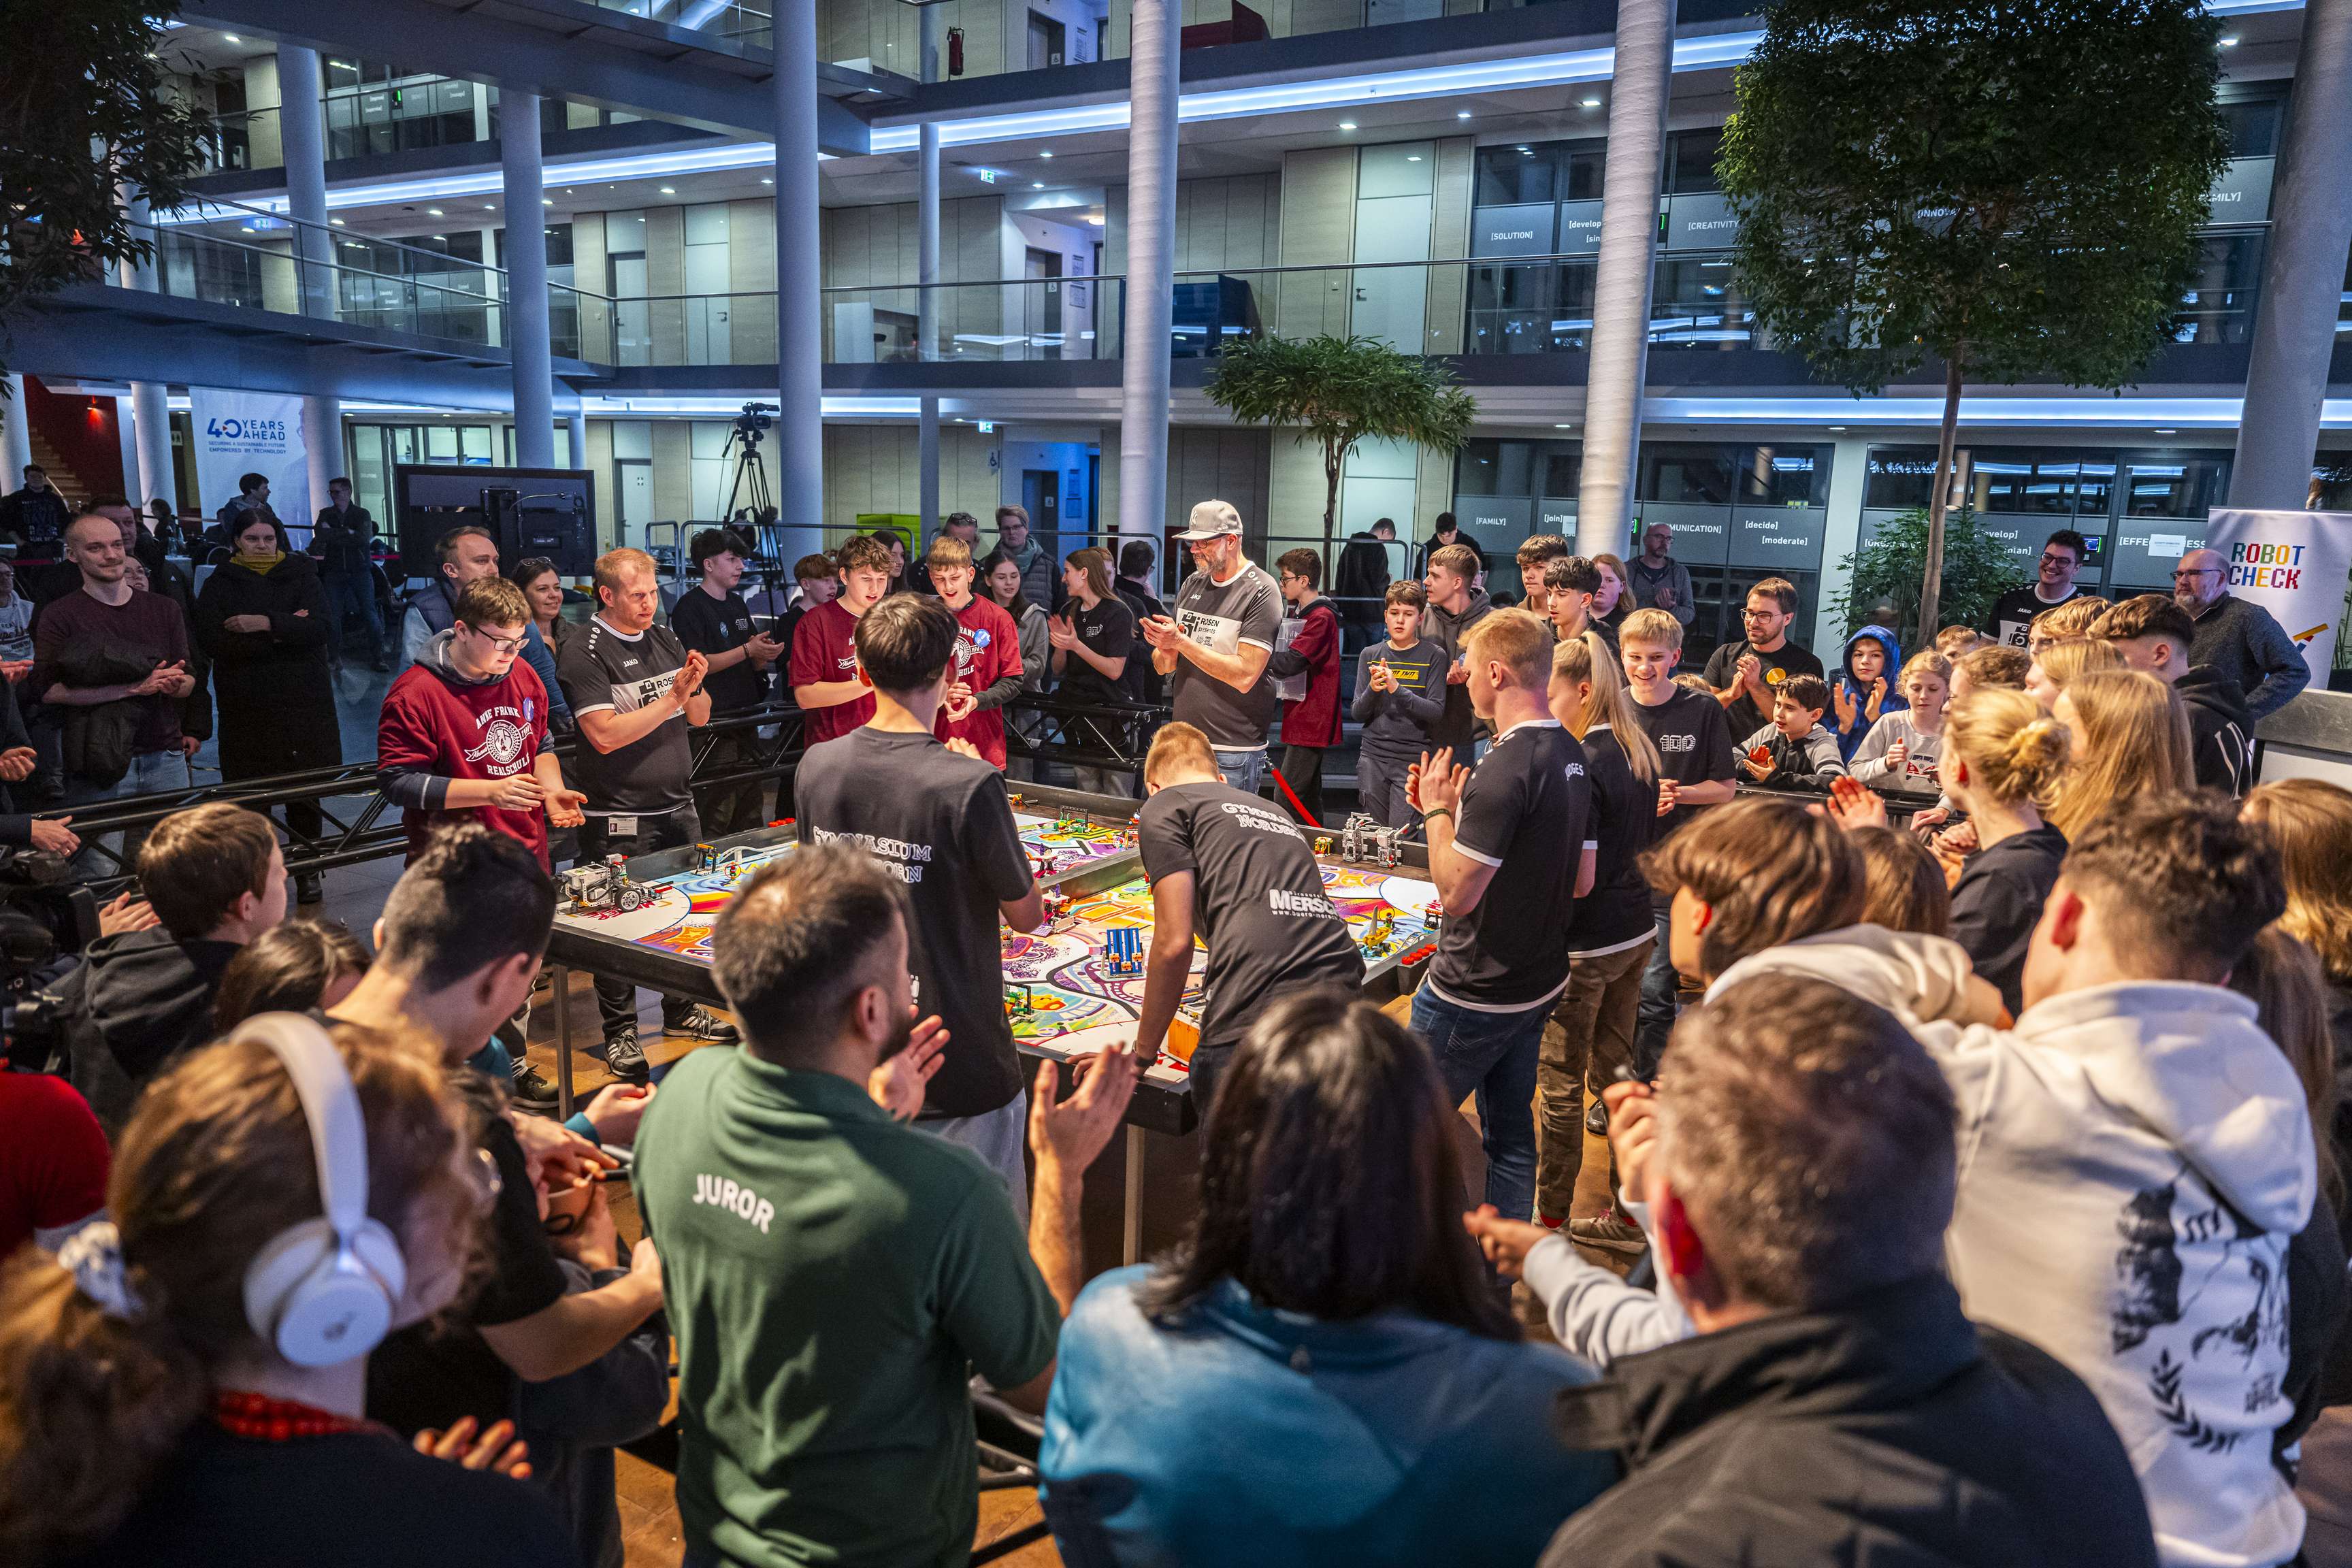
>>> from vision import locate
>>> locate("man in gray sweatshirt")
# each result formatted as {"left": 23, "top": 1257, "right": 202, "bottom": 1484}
{"left": 2173, "top": 549, "right": 2311, "bottom": 722}
{"left": 1422, "top": 542, "right": 1493, "bottom": 755}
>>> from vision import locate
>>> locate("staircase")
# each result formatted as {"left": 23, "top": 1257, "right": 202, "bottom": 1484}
{"left": 23, "top": 431, "right": 95, "bottom": 510}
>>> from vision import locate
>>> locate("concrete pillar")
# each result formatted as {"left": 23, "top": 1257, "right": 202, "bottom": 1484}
{"left": 568, "top": 412, "right": 589, "bottom": 470}
{"left": 277, "top": 46, "right": 338, "bottom": 522}
{"left": 773, "top": 1, "right": 825, "bottom": 555}
{"left": 2231, "top": 0, "right": 2352, "bottom": 511}
{"left": 1573, "top": 0, "right": 1676, "bottom": 556}
{"left": 1117, "top": 0, "right": 1179, "bottom": 542}
{"left": 118, "top": 192, "right": 178, "bottom": 510}
{"left": 502, "top": 91, "right": 557, "bottom": 470}
{"left": 918, "top": 8, "right": 943, "bottom": 541}
{"left": 0, "top": 376, "right": 28, "bottom": 497}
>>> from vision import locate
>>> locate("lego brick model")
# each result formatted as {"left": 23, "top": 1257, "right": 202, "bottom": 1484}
{"left": 561, "top": 854, "right": 653, "bottom": 914}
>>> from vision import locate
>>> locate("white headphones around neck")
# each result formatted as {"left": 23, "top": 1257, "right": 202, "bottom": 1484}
{"left": 237, "top": 1014, "right": 408, "bottom": 1367}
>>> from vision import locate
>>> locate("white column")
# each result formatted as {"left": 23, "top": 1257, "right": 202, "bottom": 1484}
{"left": 1573, "top": 0, "right": 1677, "bottom": 556}
{"left": 118, "top": 191, "right": 177, "bottom": 508}
{"left": 502, "top": 91, "right": 557, "bottom": 469}
{"left": 568, "top": 412, "right": 589, "bottom": 470}
{"left": 277, "top": 45, "right": 340, "bottom": 520}
{"left": 1, "top": 376, "right": 29, "bottom": 496}
{"left": 1117, "top": 0, "right": 1179, "bottom": 542}
{"left": 2231, "top": 0, "right": 2352, "bottom": 511}
{"left": 918, "top": 7, "right": 943, "bottom": 540}
{"left": 773, "top": 1, "right": 826, "bottom": 554}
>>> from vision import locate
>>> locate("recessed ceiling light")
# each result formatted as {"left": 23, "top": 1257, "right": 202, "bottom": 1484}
{"left": 1580, "top": 97, "right": 1602, "bottom": 108}
{"left": 2153, "top": 428, "right": 2177, "bottom": 435}
{"left": 761, "top": 178, "right": 773, "bottom": 185}
{"left": 1032, "top": 181, "right": 1045, "bottom": 189}
{"left": 2219, "top": 34, "right": 2239, "bottom": 46}
{"left": 1339, "top": 120, "right": 1356, "bottom": 131}
{"left": 1456, "top": 110, "right": 1472, "bottom": 120}
{"left": 1407, "top": 154, "right": 1422, "bottom": 161}
{"left": 1088, "top": 214, "right": 1105, "bottom": 225}
{"left": 330, "top": 218, "right": 345, "bottom": 227}
{"left": 541, "top": 197, "right": 553, "bottom": 206}
{"left": 222, "top": 33, "right": 240, "bottom": 42}
{"left": 1039, "top": 150, "right": 1054, "bottom": 159}
{"left": 659, "top": 186, "right": 676, "bottom": 194}
{"left": 1554, "top": 423, "right": 1574, "bottom": 429}
{"left": 427, "top": 208, "right": 444, "bottom": 216}
{"left": 1828, "top": 425, "right": 1846, "bottom": 431}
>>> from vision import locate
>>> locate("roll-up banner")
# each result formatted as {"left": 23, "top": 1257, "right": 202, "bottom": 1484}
{"left": 2201, "top": 509, "right": 2352, "bottom": 684}
{"left": 187, "top": 388, "right": 311, "bottom": 529}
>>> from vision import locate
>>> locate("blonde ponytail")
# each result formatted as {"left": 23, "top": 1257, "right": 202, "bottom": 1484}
{"left": 1945, "top": 688, "right": 2072, "bottom": 811}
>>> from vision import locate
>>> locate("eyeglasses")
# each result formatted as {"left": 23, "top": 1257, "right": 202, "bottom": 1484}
{"left": 2170, "top": 567, "right": 2221, "bottom": 581}
{"left": 466, "top": 627, "right": 526, "bottom": 654}
{"left": 2039, "top": 553, "right": 2078, "bottom": 567}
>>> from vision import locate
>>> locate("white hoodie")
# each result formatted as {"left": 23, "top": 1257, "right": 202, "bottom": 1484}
{"left": 1720, "top": 932, "right": 2317, "bottom": 1568}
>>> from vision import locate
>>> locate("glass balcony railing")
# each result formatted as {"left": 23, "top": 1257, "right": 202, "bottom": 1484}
{"left": 591, "top": 0, "right": 774, "bottom": 48}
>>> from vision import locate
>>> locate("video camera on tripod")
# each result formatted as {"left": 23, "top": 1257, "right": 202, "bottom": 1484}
{"left": 720, "top": 402, "right": 782, "bottom": 528}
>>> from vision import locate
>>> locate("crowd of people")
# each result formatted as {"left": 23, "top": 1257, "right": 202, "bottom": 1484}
{"left": 0, "top": 480, "right": 2348, "bottom": 1568}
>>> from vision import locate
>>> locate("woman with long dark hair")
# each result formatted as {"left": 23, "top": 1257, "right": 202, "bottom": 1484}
{"left": 1038, "top": 990, "right": 1610, "bottom": 1567}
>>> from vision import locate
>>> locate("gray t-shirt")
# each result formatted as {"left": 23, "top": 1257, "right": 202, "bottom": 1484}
{"left": 1170, "top": 561, "right": 1282, "bottom": 752}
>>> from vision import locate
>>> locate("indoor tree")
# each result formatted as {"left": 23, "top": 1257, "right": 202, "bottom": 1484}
{"left": 1831, "top": 506, "right": 2019, "bottom": 649}
{"left": 0, "top": 0, "right": 210, "bottom": 425}
{"left": 1203, "top": 333, "right": 1476, "bottom": 538}
{"left": 1718, "top": 0, "right": 2230, "bottom": 634}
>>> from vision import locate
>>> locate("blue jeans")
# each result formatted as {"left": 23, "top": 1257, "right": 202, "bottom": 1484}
{"left": 1215, "top": 747, "right": 1268, "bottom": 794}
{"left": 64, "top": 749, "right": 193, "bottom": 880}
{"left": 1411, "top": 986, "right": 1548, "bottom": 1222}
{"left": 1632, "top": 908, "right": 1679, "bottom": 1077}
{"left": 321, "top": 569, "right": 385, "bottom": 663}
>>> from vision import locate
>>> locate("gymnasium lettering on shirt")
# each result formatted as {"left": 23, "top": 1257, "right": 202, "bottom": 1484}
{"left": 1267, "top": 887, "right": 1343, "bottom": 920}
{"left": 693, "top": 1173, "right": 775, "bottom": 1234}
{"left": 811, "top": 824, "right": 933, "bottom": 883}
{"left": 1218, "top": 800, "right": 1307, "bottom": 838}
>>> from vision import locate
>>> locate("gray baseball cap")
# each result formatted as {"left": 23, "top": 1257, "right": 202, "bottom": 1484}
{"left": 1175, "top": 500, "right": 1243, "bottom": 540}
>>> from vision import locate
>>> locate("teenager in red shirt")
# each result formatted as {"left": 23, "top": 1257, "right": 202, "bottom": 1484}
{"left": 787, "top": 535, "right": 894, "bottom": 745}
{"left": 0, "top": 1070, "right": 108, "bottom": 1260}
{"left": 378, "top": 576, "right": 586, "bottom": 868}
{"left": 926, "top": 534, "right": 1025, "bottom": 768}
{"left": 1266, "top": 548, "right": 1344, "bottom": 821}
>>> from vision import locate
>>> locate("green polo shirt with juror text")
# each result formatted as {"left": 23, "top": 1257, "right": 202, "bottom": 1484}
{"left": 633, "top": 1048, "right": 1058, "bottom": 1568}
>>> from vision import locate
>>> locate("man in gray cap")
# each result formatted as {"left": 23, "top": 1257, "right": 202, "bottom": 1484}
{"left": 1140, "top": 500, "right": 1283, "bottom": 794}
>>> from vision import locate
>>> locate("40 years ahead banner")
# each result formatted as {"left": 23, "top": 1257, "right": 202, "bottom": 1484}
{"left": 187, "top": 389, "right": 310, "bottom": 526}
{"left": 2203, "top": 509, "right": 2352, "bottom": 682}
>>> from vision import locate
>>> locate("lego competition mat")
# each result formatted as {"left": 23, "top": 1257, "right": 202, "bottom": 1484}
{"left": 1006, "top": 864, "right": 1439, "bottom": 1091}
{"left": 555, "top": 810, "right": 1137, "bottom": 964}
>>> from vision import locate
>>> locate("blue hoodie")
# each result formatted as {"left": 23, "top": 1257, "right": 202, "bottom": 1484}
{"left": 1834, "top": 625, "right": 1908, "bottom": 760}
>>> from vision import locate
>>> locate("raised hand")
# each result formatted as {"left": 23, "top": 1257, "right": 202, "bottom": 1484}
{"left": 1823, "top": 774, "right": 1887, "bottom": 831}
{"left": 546, "top": 787, "right": 588, "bottom": 828}
{"left": 1461, "top": 1204, "right": 1552, "bottom": 1281}
{"left": 670, "top": 651, "right": 709, "bottom": 706}
{"left": 1028, "top": 1039, "right": 1140, "bottom": 1174}
{"left": 868, "top": 1015, "right": 949, "bottom": 1121}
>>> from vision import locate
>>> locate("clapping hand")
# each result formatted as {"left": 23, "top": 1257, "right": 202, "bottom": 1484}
{"left": 488, "top": 775, "right": 548, "bottom": 811}
{"left": 1028, "top": 1039, "right": 1140, "bottom": 1172}
{"left": 943, "top": 681, "right": 977, "bottom": 724}
{"left": 1656, "top": 778, "right": 1679, "bottom": 817}
{"left": 1369, "top": 661, "right": 1396, "bottom": 693}
{"left": 868, "top": 1014, "right": 949, "bottom": 1121}
{"left": 669, "top": 651, "right": 709, "bottom": 706}
{"left": 1883, "top": 737, "right": 1909, "bottom": 774}
{"left": 1820, "top": 774, "right": 1887, "bottom": 831}
{"left": 414, "top": 1418, "right": 532, "bottom": 1480}
{"left": 1865, "top": 676, "right": 1888, "bottom": 720}
{"left": 97, "top": 890, "right": 157, "bottom": 934}
{"left": 1735, "top": 653, "right": 1763, "bottom": 697}
{"left": 1139, "top": 615, "right": 1183, "bottom": 651}
{"left": 1405, "top": 747, "right": 1468, "bottom": 817}
{"left": 1832, "top": 683, "right": 1858, "bottom": 729}
{"left": 1046, "top": 615, "right": 1079, "bottom": 652}
{"left": 945, "top": 736, "right": 985, "bottom": 762}
{"left": 745, "top": 632, "right": 785, "bottom": 664}
{"left": 0, "top": 747, "right": 35, "bottom": 782}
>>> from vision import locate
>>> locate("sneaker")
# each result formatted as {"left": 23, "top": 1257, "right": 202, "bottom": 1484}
{"left": 666, "top": 1004, "right": 738, "bottom": 1043}
{"left": 593, "top": 1026, "right": 650, "bottom": 1084}
{"left": 1584, "top": 1097, "right": 1609, "bottom": 1137}
{"left": 509, "top": 1064, "right": 560, "bottom": 1113}
{"left": 1567, "top": 1209, "right": 1648, "bottom": 1257}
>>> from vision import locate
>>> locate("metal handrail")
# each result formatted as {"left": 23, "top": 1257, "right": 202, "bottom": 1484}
{"left": 796, "top": 252, "right": 1631, "bottom": 298}
{"left": 157, "top": 194, "right": 535, "bottom": 288}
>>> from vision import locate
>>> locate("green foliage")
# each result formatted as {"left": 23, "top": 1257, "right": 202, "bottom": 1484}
{"left": 1203, "top": 334, "right": 1476, "bottom": 532}
{"left": 1717, "top": 0, "right": 2231, "bottom": 394}
{"left": 1832, "top": 506, "right": 2018, "bottom": 647}
{"left": 0, "top": 0, "right": 210, "bottom": 419}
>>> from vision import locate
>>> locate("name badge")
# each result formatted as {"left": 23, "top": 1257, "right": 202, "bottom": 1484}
{"left": 608, "top": 815, "right": 638, "bottom": 837}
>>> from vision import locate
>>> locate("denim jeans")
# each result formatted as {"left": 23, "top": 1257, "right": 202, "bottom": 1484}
{"left": 1215, "top": 747, "right": 1268, "bottom": 795}
{"left": 321, "top": 569, "right": 385, "bottom": 663}
{"left": 65, "top": 749, "right": 191, "bottom": 881}
{"left": 1411, "top": 986, "right": 1550, "bottom": 1222}
{"left": 1632, "top": 909, "right": 1681, "bottom": 1078}
{"left": 921, "top": 1090, "right": 1029, "bottom": 1223}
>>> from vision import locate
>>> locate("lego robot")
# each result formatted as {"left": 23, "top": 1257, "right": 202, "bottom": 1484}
{"left": 1005, "top": 983, "right": 1034, "bottom": 1020}
{"left": 561, "top": 855, "right": 651, "bottom": 914}
{"left": 1339, "top": 813, "right": 1405, "bottom": 869}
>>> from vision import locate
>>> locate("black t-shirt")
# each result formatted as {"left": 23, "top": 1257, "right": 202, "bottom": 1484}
{"left": 1058, "top": 595, "right": 1136, "bottom": 706}
{"left": 1984, "top": 584, "right": 2103, "bottom": 649}
{"left": 70, "top": 1422, "right": 574, "bottom": 1568}
{"left": 1137, "top": 781, "right": 1364, "bottom": 1054}
{"left": 365, "top": 1103, "right": 568, "bottom": 1435}
{"left": 794, "top": 727, "right": 1034, "bottom": 1117}
{"left": 1426, "top": 720, "right": 1590, "bottom": 1011}
{"left": 1950, "top": 823, "right": 2068, "bottom": 1018}
{"left": 671, "top": 586, "right": 765, "bottom": 713}
{"left": 1629, "top": 685, "right": 1737, "bottom": 913}
{"left": 1700, "top": 638, "right": 1825, "bottom": 741}
{"left": 1113, "top": 582, "right": 1168, "bottom": 702}
{"left": 555, "top": 616, "right": 696, "bottom": 816}
{"left": 1565, "top": 723, "right": 1659, "bottom": 955}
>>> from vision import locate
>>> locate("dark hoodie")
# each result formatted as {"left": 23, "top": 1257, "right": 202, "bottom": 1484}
{"left": 1424, "top": 587, "right": 1494, "bottom": 753}
{"left": 55, "top": 928, "right": 242, "bottom": 1133}
{"left": 1833, "top": 625, "right": 1908, "bottom": 761}
{"left": 2175, "top": 664, "right": 2252, "bottom": 797}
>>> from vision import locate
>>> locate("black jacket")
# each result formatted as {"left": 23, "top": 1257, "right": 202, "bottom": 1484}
{"left": 312, "top": 502, "right": 378, "bottom": 577}
{"left": 193, "top": 552, "right": 341, "bottom": 782}
{"left": 53, "top": 928, "right": 242, "bottom": 1134}
{"left": 2176, "top": 663, "right": 2253, "bottom": 797}
{"left": 1540, "top": 1274, "right": 2157, "bottom": 1568}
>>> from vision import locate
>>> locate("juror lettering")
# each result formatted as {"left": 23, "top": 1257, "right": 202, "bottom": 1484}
{"left": 2229, "top": 540, "right": 2307, "bottom": 591}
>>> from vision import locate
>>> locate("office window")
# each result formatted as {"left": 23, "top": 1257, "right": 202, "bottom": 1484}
{"left": 2125, "top": 455, "right": 2229, "bottom": 517}
{"left": 1864, "top": 446, "right": 1945, "bottom": 511}
{"left": 2220, "top": 95, "right": 2284, "bottom": 159}
{"left": 1744, "top": 446, "right": 1829, "bottom": 507}
{"left": 1665, "top": 127, "right": 1724, "bottom": 195}
{"left": 2173, "top": 231, "right": 2266, "bottom": 345}
{"left": 1965, "top": 450, "right": 2084, "bottom": 516}
{"left": 1639, "top": 445, "right": 1739, "bottom": 506}
{"left": 1475, "top": 144, "right": 1559, "bottom": 207}
{"left": 1467, "top": 263, "right": 1558, "bottom": 354}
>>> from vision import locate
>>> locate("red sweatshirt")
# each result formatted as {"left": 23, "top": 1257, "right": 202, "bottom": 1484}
{"left": 1276, "top": 599, "right": 1343, "bottom": 749}
{"left": 377, "top": 654, "right": 555, "bottom": 866}
{"left": 933, "top": 594, "right": 1024, "bottom": 768}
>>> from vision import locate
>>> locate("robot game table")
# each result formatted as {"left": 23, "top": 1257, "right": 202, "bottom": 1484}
{"left": 542, "top": 783, "right": 1439, "bottom": 1260}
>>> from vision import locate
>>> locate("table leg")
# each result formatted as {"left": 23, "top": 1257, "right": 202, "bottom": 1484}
{"left": 553, "top": 964, "right": 576, "bottom": 1122}
{"left": 1122, "top": 1124, "right": 1146, "bottom": 1265}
